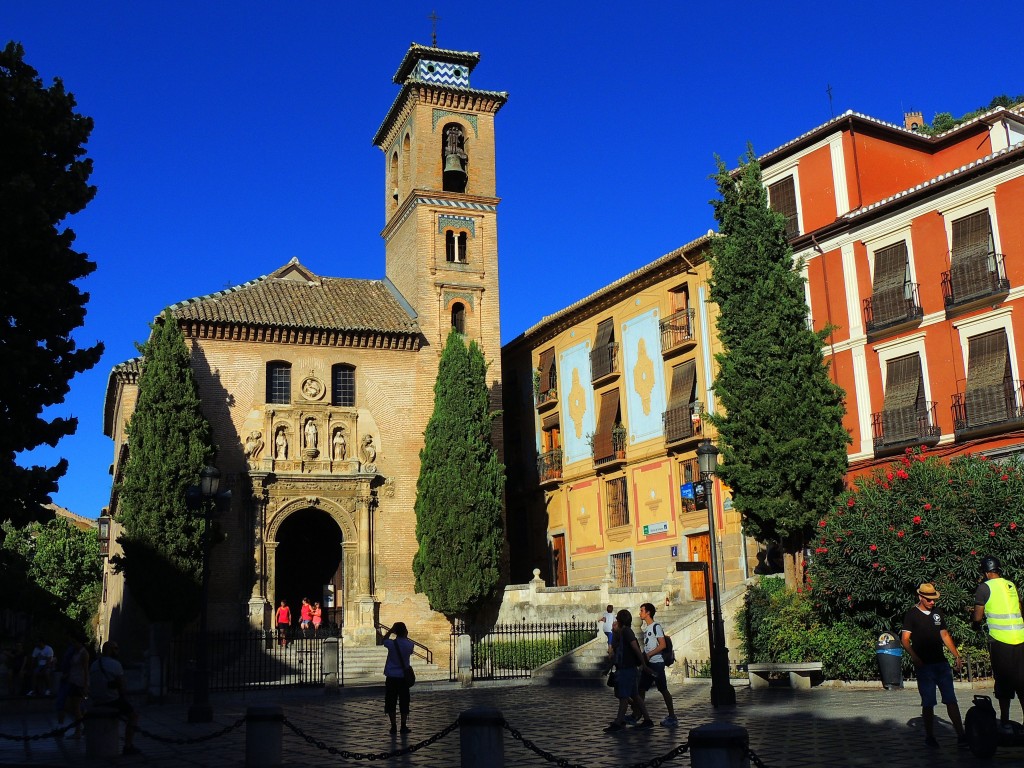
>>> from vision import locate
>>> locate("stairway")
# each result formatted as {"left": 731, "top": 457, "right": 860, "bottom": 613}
{"left": 339, "top": 643, "right": 449, "bottom": 686}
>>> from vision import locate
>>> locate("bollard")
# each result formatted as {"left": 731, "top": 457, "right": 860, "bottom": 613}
{"left": 459, "top": 706, "right": 504, "bottom": 768}
{"left": 688, "top": 722, "right": 750, "bottom": 768}
{"left": 84, "top": 707, "right": 121, "bottom": 759}
{"left": 322, "top": 637, "right": 339, "bottom": 693}
{"left": 456, "top": 634, "right": 473, "bottom": 686}
{"left": 246, "top": 705, "right": 284, "bottom": 768}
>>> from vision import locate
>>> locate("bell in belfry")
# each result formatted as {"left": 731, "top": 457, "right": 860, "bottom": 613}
{"left": 442, "top": 124, "right": 468, "bottom": 192}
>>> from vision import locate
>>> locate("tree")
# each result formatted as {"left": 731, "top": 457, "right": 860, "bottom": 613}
{"left": 0, "top": 42, "right": 104, "bottom": 528}
{"left": 708, "top": 150, "right": 850, "bottom": 584}
{"left": 111, "top": 312, "right": 214, "bottom": 629}
{"left": 1, "top": 517, "right": 101, "bottom": 639}
{"left": 412, "top": 329, "right": 505, "bottom": 621}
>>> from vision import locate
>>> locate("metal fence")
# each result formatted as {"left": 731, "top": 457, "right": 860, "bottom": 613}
{"left": 449, "top": 618, "right": 593, "bottom": 682}
{"left": 168, "top": 627, "right": 342, "bottom": 692}
{"left": 680, "top": 656, "right": 995, "bottom": 684}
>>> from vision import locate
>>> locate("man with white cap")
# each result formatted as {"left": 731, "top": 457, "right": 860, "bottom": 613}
{"left": 901, "top": 582, "right": 967, "bottom": 749}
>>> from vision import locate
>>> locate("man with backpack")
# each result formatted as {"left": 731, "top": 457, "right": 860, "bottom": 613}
{"left": 637, "top": 602, "right": 677, "bottom": 727}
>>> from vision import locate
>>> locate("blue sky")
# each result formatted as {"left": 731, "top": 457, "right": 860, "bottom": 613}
{"left": 8, "top": 2, "right": 1021, "bottom": 520}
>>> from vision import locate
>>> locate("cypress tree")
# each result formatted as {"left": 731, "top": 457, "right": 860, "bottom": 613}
{"left": 708, "top": 150, "right": 850, "bottom": 583}
{"left": 0, "top": 42, "right": 104, "bottom": 527}
{"left": 412, "top": 329, "right": 505, "bottom": 621}
{"left": 111, "top": 311, "right": 214, "bottom": 628}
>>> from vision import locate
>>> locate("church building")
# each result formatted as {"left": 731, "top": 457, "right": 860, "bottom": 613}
{"left": 99, "top": 43, "right": 507, "bottom": 654}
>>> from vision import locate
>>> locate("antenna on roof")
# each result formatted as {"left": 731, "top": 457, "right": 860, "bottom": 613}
{"left": 827, "top": 83, "right": 834, "bottom": 119}
{"left": 428, "top": 10, "right": 440, "bottom": 47}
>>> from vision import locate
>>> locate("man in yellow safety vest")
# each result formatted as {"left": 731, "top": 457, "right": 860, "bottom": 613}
{"left": 972, "top": 556, "right": 1024, "bottom": 732}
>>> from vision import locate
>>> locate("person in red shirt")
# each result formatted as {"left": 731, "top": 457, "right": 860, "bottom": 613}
{"left": 300, "top": 598, "right": 313, "bottom": 638}
{"left": 276, "top": 601, "right": 291, "bottom": 647}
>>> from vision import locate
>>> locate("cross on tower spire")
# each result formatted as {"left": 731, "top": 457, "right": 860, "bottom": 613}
{"left": 428, "top": 10, "right": 441, "bottom": 47}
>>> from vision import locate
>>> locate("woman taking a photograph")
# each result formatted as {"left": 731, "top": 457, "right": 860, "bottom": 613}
{"left": 379, "top": 622, "right": 414, "bottom": 734}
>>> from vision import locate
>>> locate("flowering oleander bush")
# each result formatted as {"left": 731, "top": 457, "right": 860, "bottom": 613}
{"left": 808, "top": 447, "right": 1024, "bottom": 645}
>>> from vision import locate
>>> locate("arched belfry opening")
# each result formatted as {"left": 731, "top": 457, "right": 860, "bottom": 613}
{"left": 275, "top": 508, "right": 345, "bottom": 629}
{"left": 442, "top": 123, "right": 467, "bottom": 193}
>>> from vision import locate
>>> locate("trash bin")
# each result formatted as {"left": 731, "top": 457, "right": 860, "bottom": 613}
{"left": 876, "top": 632, "right": 903, "bottom": 689}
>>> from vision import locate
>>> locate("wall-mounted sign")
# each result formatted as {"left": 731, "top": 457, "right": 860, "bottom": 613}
{"left": 671, "top": 545, "right": 679, "bottom": 558}
{"left": 643, "top": 522, "right": 669, "bottom": 536}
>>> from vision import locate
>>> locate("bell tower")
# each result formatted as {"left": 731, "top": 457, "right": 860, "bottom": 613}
{"left": 373, "top": 43, "right": 507, "bottom": 362}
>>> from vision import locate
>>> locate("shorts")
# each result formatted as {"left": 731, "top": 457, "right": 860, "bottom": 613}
{"left": 605, "top": 631, "right": 613, "bottom": 646}
{"left": 640, "top": 661, "right": 668, "bottom": 694}
{"left": 384, "top": 676, "right": 410, "bottom": 715}
{"left": 614, "top": 667, "right": 639, "bottom": 700}
{"left": 990, "top": 639, "right": 1024, "bottom": 701}
{"left": 916, "top": 661, "right": 957, "bottom": 709}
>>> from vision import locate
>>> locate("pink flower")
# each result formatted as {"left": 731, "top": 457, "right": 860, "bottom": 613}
{"left": 971, "top": 550, "right": 977, "bottom": 555}
{"left": 872, "top": 562, "right": 879, "bottom": 568}
{"left": 896, "top": 469, "right": 909, "bottom": 480}
{"left": 847, "top": 497, "right": 856, "bottom": 508}
{"left": 990, "top": 531, "right": 996, "bottom": 537}
{"left": 913, "top": 515, "right": 922, "bottom": 524}
{"left": 923, "top": 503, "right": 932, "bottom": 510}
{"left": 897, "top": 531, "right": 905, "bottom": 538}
{"left": 815, "top": 547, "right": 828, "bottom": 554}
{"left": 994, "top": 522, "right": 1002, "bottom": 528}
{"left": 818, "top": 519, "right": 827, "bottom": 528}
{"left": 905, "top": 448, "right": 913, "bottom": 455}
{"left": 869, "top": 544, "right": 877, "bottom": 551}
{"left": 887, "top": 472, "right": 894, "bottom": 481}
{"left": 923, "top": 530, "right": 930, "bottom": 537}
{"left": 1001, "top": 474, "right": 1009, "bottom": 481}
{"left": 1011, "top": 523, "right": 1018, "bottom": 531}
{"left": 920, "top": 556, "right": 926, "bottom": 561}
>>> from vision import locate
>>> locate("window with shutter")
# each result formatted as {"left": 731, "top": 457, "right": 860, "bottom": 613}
{"left": 871, "top": 242, "right": 912, "bottom": 327}
{"left": 949, "top": 211, "right": 998, "bottom": 303}
{"left": 768, "top": 176, "right": 799, "bottom": 239}
{"left": 594, "top": 390, "right": 620, "bottom": 462}
{"left": 881, "top": 354, "right": 923, "bottom": 443}
{"left": 664, "top": 360, "right": 697, "bottom": 441}
{"left": 606, "top": 479, "right": 630, "bottom": 529}
{"left": 965, "top": 330, "right": 1011, "bottom": 426}
{"left": 591, "top": 319, "right": 617, "bottom": 380}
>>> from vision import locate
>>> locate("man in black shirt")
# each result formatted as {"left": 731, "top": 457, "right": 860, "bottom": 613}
{"left": 901, "top": 582, "right": 967, "bottom": 749}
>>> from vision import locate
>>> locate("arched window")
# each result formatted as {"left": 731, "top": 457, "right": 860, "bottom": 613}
{"left": 332, "top": 364, "right": 355, "bottom": 407}
{"left": 266, "top": 362, "right": 291, "bottom": 404}
{"left": 390, "top": 150, "right": 399, "bottom": 203}
{"left": 445, "top": 230, "right": 468, "bottom": 263}
{"left": 451, "top": 302, "right": 466, "bottom": 335}
{"left": 441, "top": 123, "right": 467, "bottom": 193}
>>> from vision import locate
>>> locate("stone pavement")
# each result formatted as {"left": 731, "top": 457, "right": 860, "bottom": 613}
{"left": 1, "top": 679, "right": 1021, "bottom": 767}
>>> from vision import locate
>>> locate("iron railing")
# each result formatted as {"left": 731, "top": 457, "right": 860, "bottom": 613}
{"left": 660, "top": 308, "right": 696, "bottom": 354}
{"left": 871, "top": 402, "right": 941, "bottom": 452}
{"left": 535, "top": 388, "right": 557, "bottom": 409}
{"left": 862, "top": 282, "right": 923, "bottom": 334}
{"left": 952, "top": 380, "right": 1024, "bottom": 438}
{"left": 449, "top": 618, "right": 593, "bottom": 681}
{"left": 593, "top": 430, "right": 626, "bottom": 467}
{"left": 537, "top": 448, "right": 563, "bottom": 483}
{"left": 168, "top": 627, "right": 342, "bottom": 692}
{"left": 377, "top": 622, "right": 432, "bottom": 664}
{"left": 590, "top": 342, "right": 619, "bottom": 381}
{"left": 941, "top": 250, "right": 1009, "bottom": 309}
{"left": 664, "top": 403, "right": 702, "bottom": 444}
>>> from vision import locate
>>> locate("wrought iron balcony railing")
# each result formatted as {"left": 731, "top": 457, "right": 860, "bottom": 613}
{"left": 952, "top": 380, "right": 1024, "bottom": 440}
{"left": 941, "top": 251, "right": 1009, "bottom": 310}
{"left": 535, "top": 387, "right": 557, "bottom": 410}
{"left": 863, "top": 282, "right": 923, "bottom": 335}
{"left": 663, "top": 403, "right": 703, "bottom": 445}
{"left": 593, "top": 429, "right": 627, "bottom": 468}
{"left": 660, "top": 308, "right": 696, "bottom": 355}
{"left": 590, "top": 342, "right": 620, "bottom": 382}
{"left": 537, "top": 448, "right": 563, "bottom": 484}
{"left": 871, "top": 402, "right": 941, "bottom": 454}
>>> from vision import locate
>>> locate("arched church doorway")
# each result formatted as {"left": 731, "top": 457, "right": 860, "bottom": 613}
{"left": 275, "top": 508, "right": 344, "bottom": 630}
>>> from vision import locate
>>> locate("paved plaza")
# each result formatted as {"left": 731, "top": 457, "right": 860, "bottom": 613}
{"left": 1, "top": 679, "right": 1021, "bottom": 767}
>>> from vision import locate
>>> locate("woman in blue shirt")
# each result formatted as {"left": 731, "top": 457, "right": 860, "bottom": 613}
{"left": 380, "top": 622, "right": 415, "bottom": 734}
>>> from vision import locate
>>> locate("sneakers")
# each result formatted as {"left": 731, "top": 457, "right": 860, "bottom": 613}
{"left": 661, "top": 715, "right": 678, "bottom": 727}
{"left": 634, "top": 719, "right": 654, "bottom": 729}
{"left": 924, "top": 735, "right": 939, "bottom": 747}
{"left": 603, "top": 722, "right": 624, "bottom": 733}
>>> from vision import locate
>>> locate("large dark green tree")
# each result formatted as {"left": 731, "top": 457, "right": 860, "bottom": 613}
{"left": 0, "top": 42, "right": 104, "bottom": 528}
{"left": 111, "top": 311, "right": 214, "bottom": 629}
{"left": 708, "top": 150, "right": 850, "bottom": 584}
{"left": 412, "top": 329, "right": 505, "bottom": 621}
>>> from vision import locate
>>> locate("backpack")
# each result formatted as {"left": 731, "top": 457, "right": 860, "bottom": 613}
{"left": 656, "top": 623, "right": 675, "bottom": 666}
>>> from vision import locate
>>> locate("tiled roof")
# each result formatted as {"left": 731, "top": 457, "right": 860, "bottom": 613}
{"left": 167, "top": 259, "right": 420, "bottom": 335}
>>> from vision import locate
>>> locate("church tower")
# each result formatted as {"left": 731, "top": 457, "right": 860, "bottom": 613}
{"left": 373, "top": 44, "right": 507, "bottom": 367}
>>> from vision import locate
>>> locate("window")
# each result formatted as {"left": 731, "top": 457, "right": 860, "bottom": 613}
{"left": 441, "top": 123, "right": 467, "bottom": 193}
{"left": 870, "top": 241, "right": 915, "bottom": 327}
{"left": 266, "top": 362, "right": 291, "bottom": 404}
{"left": 445, "top": 230, "right": 468, "bottom": 263}
{"left": 948, "top": 210, "right": 1003, "bottom": 305}
{"left": 609, "top": 550, "right": 634, "bottom": 587}
{"left": 593, "top": 390, "right": 621, "bottom": 463}
{"left": 965, "top": 330, "right": 1013, "bottom": 426}
{"left": 451, "top": 302, "right": 466, "bottom": 334}
{"left": 768, "top": 176, "right": 799, "bottom": 239}
{"left": 606, "top": 477, "right": 629, "bottom": 528}
{"left": 664, "top": 360, "right": 698, "bottom": 442}
{"left": 537, "top": 347, "right": 557, "bottom": 396}
{"left": 590, "top": 318, "right": 618, "bottom": 380}
{"left": 881, "top": 354, "right": 925, "bottom": 444}
{"left": 332, "top": 364, "right": 355, "bottom": 407}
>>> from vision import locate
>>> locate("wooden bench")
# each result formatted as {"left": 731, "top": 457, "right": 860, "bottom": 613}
{"left": 746, "top": 662, "right": 823, "bottom": 690}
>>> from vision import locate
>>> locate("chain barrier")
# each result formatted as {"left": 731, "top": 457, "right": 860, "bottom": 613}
{"left": 0, "top": 718, "right": 82, "bottom": 742}
{"left": 282, "top": 715, "right": 459, "bottom": 761}
{"left": 134, "top": 717, "right": 246, "bottom": 745}
{"left": 503, "top": 721, "right": 690, "bottom": 768}
{"left": 747, "top": 746, "right": 771, "bottom": 767}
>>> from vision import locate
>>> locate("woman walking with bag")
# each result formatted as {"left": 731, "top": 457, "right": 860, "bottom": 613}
{"left": 379, "top": 622, "right": 414, "bottom": 734}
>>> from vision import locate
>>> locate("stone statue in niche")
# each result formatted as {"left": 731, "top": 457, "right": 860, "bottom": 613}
{"left": 332, "top": 427, "right": 347, "bottom": 461}
{"left": 361, "top": 434, "right": 377, "bottom": 472}
{"left": 304, "top": 418, "right": 318, "bottom": 450}
{"left": 274, "top": 427, "right": 288, "bottom": 459}
{"left": 244, "top": 430, "right": 264, "bottom": 462}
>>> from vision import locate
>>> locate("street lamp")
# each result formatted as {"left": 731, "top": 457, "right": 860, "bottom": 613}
{"left": 187, "top": 465, "right": 230, "bottom": 723}
{"left": 696, "top": 438, "right": 736, "bottom": 707}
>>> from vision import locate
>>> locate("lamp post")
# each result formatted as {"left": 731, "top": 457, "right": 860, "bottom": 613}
{"left": 696, "top": 438, "right": 736, "bottom": 707}
{"left": 187, "top": 465, "right": 228, "bottom": 723}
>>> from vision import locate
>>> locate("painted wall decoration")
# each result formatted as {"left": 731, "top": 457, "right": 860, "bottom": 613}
{"left": 622, "top": 310, "right": 667, "bottom": 443}
{"left": 560, "top": 341, "right": 596, "bottom": 465}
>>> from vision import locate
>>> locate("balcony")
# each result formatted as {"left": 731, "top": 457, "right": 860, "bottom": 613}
{"left": 593, "top": 428, "right": 626, "bottom": 469}
{"left": 952, "top": 380, "right": 1024, "bottom": 441}
{"left": 862, "top": 282, "right": 923, "bottom": 336}
{"left": 535, "top": 387, "right": 557, "bottom": 411}
{"left": 660, "top": 308, "right": 696, "bottom": 357}
{"left": 590, "top": 343, "right": 620, "bottom": 384}
{"left": 871, "top": 403, "right": 941, "bottom": 456}
{"left": 537, "top": 448, "right": 562, "bottom": 486}
{"left": 664, "top": 403, "right": 703, "bottom": 446}
{"left": 941, "top": 251, "right": 1009, "bottom": 311}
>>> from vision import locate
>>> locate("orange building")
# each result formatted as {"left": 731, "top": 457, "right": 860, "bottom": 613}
{"left": 757, "top": 106, "right": 1024, "bottom": 479}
